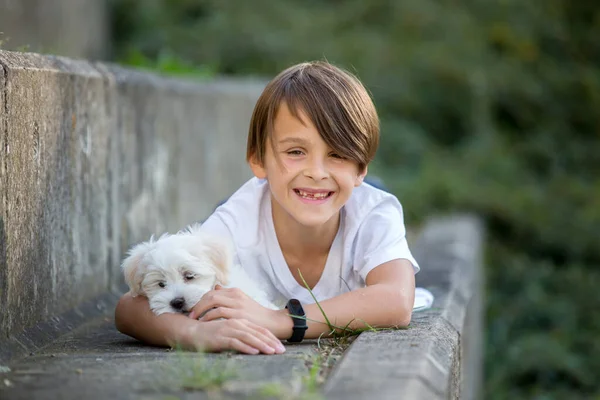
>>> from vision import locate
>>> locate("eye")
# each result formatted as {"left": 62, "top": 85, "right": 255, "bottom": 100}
{"left": 330, "top": 153, "right": 345, "bottom": 159}
{"left": 287, "top": 149, "right": 304, "bottom": 156}
{"left": 184, "top": 274, "right": 195, "bottom": 281}
{"left": 158, "top": 281, "right": 166, "bottom": 288}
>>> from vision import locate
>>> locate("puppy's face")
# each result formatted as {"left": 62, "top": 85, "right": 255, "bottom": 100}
{"left": 121, "top": 229, "right": 231, "bottom": 315}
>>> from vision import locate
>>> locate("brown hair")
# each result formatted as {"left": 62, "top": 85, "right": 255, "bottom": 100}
{"left": 246, "top": 61, "right": 379, "bottom": 172}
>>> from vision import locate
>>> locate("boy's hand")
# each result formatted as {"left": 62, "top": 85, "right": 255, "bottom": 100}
{"left": 184, "top": 318, "right": 286, "bottom": 355}
{"left": 188, "top": 286, "right": 293, "bottom": 342}
{"left": 114, "top": 290, "right": 284, "bottom": 355}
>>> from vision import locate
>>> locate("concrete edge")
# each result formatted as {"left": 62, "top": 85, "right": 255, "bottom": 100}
{"left": 323, "top": 314, "right": 460, "bottom": 396}
{"left": 324, "top": 215, "right": 484, "bottom": 399}
{"left": 0, "top": 290, "right": 120, "bottom": 365}
{"left": 0, "top": 50, "right": 103, "bottom": 79}
{"left": 0, "top": 49, "right": 268, "bottom": 95}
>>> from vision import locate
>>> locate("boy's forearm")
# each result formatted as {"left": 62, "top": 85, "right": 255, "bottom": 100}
{"left": 114, "top": 292, "right": 196, "bottom": 348}
{"left": 275, "top": 284, "right": 413, "bottom": 340}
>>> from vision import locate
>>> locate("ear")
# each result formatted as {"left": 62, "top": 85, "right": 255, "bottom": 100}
{"left": 121, "top": 241, "right": 154, "bottom": 296}
{"left": 203, "top": 236, "right": 232, "bottom": 286}
{"left": 248, "top": 153, "right": 267, "bottom": 179}
{"left": 354, "top": 165, "right": 368, "bottom": 187}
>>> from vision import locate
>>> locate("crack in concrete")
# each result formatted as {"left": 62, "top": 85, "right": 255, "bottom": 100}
{"left": 0, "top": 56, "right": 9, "bottom": 339}
{"left": 1, "top": 58, "right": 8, "bottom": 187}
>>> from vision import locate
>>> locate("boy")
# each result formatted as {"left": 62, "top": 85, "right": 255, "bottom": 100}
{"left": 115, "top": 61, "right": 419, "bottom": 355}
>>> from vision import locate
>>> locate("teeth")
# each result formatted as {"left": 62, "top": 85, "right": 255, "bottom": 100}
{"left": 297, "top": 190, "right": 329, "bottom": 199}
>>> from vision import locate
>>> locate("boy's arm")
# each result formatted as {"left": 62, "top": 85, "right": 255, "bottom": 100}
{"left": 193, "top": 258, "right": 415, "bottom": 340}
{"left": 114, "top": 292, "right": 285, "bottom": 354}
{"left": 279, "top": 258, "right": 416, "bottom": 339}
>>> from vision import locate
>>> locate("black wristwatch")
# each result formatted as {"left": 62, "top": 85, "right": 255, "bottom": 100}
{"left": 285, "top": 299, "right": 307, "bottom": 343}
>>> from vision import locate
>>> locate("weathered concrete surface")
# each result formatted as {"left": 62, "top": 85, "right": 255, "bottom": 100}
{"left": 0, "top": 0, "right": 109, "bottom": 60}
{"left": 0, "top": 314, "right": 321, "bottom": 400}
{"left": 323, "top": 311, "right": 459, "bottom": 399}
{"left": 324, "top": 216, "right": 484, "bottom": 400}
{"left": 412, "top": 215, "right": 484, "bottom": 400}
{"left": 0, "top": 49, "right": 262, "bottom": 363}
{"left": 0, "top": 216, "right": 484, "bottom": 400}
{"left": 0, "top": 292, "right": 120, "bottom": 366}
{"left": 0, "top": 52, "right": 113, "bottom": 342}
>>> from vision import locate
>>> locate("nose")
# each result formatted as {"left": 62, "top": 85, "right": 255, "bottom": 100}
{"left": 170, "top": 297, "right": 185, "bottom": 310}
{"left": 304, "top": 158, "right": 328, "bottom": 181}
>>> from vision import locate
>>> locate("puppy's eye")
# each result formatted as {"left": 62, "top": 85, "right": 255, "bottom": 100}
{"left": 184, "top": 274, "right": 195, "bottom": 281}
{"left": 158, "top": 282, "right": 166, "bottom": 288}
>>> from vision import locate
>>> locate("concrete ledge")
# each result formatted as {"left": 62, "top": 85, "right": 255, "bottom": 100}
{"left": 0, "top": 216, "right": 483, "bottom": 400}
{"left": 324, "top": 216, "right": 484, "bottom": 400}
{"left": 0, "top": 316, "right": 321, "bottom": 400}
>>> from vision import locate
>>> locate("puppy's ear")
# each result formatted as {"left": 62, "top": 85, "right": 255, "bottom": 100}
{"left": 203, "top": 236, "right": 232, "bottom": 286}
{"left": 121, "top": 241, "right": 154, "bottom": 296}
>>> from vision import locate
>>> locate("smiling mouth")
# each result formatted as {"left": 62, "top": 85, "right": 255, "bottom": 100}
{"left": 294, "top": 189, "right": 334, "bottom": 200}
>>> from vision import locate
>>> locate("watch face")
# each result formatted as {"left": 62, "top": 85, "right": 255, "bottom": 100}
{"left": 287, "top": 299, "right": 305, "bottom": 316}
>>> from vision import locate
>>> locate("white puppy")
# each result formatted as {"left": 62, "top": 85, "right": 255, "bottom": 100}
{"left": 121, "top": 224, "right": 278, "bottom": 315}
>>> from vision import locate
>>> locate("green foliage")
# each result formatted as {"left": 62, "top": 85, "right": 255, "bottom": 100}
{"left": 120, "top": 48, "right": 215, "bottom": 78}
{"left": 301, "top": 355, "right": 325, "bottom": 398}
{"left": 161, "top": 352, "right": 237, "bottom": 392}
{"left": 110, "top": 0, "right": 600, "bottom": 397}
{"left": 257, "top": 355, "right": 325, "bottom": 400}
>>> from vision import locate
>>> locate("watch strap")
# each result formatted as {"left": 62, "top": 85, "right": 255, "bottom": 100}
{"left": 285, "top": 299, "right": 308, "bottom": 343}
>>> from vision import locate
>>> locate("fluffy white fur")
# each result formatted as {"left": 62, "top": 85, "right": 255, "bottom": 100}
{"left": 121, "top": 223, "right": 278, "bottom": 315}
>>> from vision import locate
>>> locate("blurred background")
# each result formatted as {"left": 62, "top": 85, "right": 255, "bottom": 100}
{"left": 2, "top": 0, "right": 599, "bottom": 398}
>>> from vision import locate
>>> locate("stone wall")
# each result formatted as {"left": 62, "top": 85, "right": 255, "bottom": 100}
{"left": 0, "top": 49, "right": 261, "bottom": 342}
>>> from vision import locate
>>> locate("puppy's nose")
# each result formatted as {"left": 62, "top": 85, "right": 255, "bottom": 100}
{"left": 170, "top": 297, "right": 185, "bottom": 310}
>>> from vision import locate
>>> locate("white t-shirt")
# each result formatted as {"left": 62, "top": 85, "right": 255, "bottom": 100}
{"left": 200, "top": 177, "right": 419, "bottom": 306}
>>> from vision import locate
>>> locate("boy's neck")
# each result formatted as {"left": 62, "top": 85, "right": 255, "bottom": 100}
{"left": 271, "top": 197, "right": 340, "bottom": 257}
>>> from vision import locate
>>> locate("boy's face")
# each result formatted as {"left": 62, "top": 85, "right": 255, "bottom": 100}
{"left": 250, "top": 102, "right": 367, "bottom": 229}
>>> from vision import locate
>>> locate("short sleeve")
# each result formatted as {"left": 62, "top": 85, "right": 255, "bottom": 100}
{"left": 199, "top": 210, "right": 231, "bottom": 239}
{"left": 352, "top": 198, "right": 420, "bottom": 281}
{"left": 198, "top": 210, "right": 241, "bottom": 265}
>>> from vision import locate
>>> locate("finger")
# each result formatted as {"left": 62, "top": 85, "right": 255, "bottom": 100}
{"left": 189, "top": 293, "right": 239, "bottom": 319}
{"left": 200, "top": 306, "right": 237, "bottom": 322}
{"left": 222, "top": 338, "right": 260, "bottom": 355}
{"left": 214, "top": 284, "right": 224, "bottom": 290}
{"left": 228, "top": 329, "right": 276, "bottom": 355}
{"left": 235, "top": 320, "right": 286, "bottom": 354}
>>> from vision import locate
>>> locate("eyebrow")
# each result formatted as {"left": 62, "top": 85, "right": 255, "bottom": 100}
{"left": 277, "top": 137, "right": 310, "bottom": 146}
